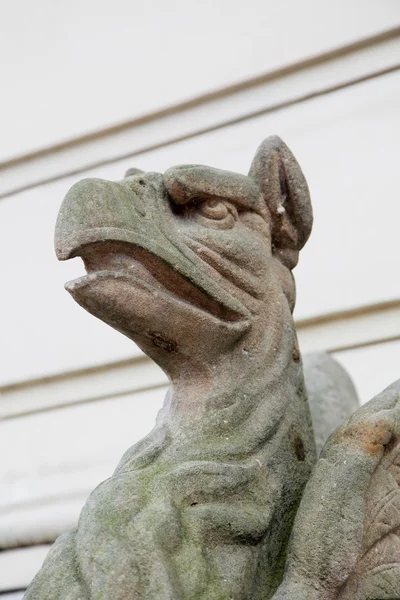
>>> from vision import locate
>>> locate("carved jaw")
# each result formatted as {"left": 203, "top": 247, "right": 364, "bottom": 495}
{"left": 65, "top": 241, "right": 249, "bottom": 367}
{"left": 74, "top": 241, "right": 240, "bottom": 323}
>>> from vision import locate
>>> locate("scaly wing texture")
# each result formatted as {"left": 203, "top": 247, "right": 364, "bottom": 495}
{"left": 339, "top": 439, "right": 400, "bottom": 600}
{"left": 272, "top": 378, "right": 400, "bottom": 600}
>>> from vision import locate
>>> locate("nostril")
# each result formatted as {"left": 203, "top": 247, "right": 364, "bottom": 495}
{"left": 133, "top": 201, "right": 146, "bottom": 217}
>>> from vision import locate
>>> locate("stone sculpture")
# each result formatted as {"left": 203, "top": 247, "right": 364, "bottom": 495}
{"left": 24, "top": 137, "right": 400, "bottom": 599}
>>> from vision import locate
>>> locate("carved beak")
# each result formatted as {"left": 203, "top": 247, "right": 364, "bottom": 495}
{"left": 54, "top": 176, "right": 250, "bottom": 323}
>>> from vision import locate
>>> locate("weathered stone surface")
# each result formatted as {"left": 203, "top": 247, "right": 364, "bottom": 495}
{"left": 274, "top": 378, "right": 400, "bottom": 600}
{"left": 24, "top": 137, "right": 400, "bottom": 599}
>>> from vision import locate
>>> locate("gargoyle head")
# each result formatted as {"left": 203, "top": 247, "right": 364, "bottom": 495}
{"left": 55, "top": 136, "right": 312, "bottom": 373}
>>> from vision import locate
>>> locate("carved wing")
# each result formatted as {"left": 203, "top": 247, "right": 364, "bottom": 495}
{"left": 339, "top": 436, "right": 400, "bottom": 599}
{"left": 273, "top": 379, "right": 400, "bottom": 600}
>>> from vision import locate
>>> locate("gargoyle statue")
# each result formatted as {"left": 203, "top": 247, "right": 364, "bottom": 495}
{"left": 24, "top": 137, "right": 400, "bottom": 600}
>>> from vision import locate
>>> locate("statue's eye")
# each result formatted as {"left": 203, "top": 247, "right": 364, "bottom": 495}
{"left": 198, "top": 199, "right": 230, "bottom": 220}
{"left": 196, "top": 200, "right": 238, "bottom": 229}
{"left": 181, "top": 199, "right": 238, "bottom": 229}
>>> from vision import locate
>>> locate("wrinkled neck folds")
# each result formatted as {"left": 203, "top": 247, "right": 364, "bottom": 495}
{"left": 162, "top": 288, "right": 302, "bottom": 440}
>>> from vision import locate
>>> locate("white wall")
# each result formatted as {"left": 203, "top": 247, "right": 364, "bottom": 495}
{"left": 1, "top": 0, "right": 398, "bottom": 160}
{"left": 0, "top": 1, "right": 399, "bottom": 592}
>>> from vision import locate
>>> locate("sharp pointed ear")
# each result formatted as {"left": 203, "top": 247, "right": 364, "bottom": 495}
{"left": 249, "top": 136, "right": 313, "bottom": 269}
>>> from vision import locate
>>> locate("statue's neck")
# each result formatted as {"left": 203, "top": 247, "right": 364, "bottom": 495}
{"left": 161, "top": 304, "right": 302, "bottom": 435}
{"left": 116, "top": 298, "right": 314, "bottom": 473}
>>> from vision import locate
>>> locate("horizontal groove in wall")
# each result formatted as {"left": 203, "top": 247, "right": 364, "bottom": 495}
{"left": 1, "top": 29, "right": 400, "bottom": 199}
{"left": 297, "top": 299, "right": 400, "bottom": 354}
{"left": 0, "top": 546, "right": 50, "bottom": 592}
{"left": 1, "top": 300, "right": 398, "bottom": 421}
{"left": 2, "top": 26, "right": 400, "bottom": 170}
{"left": 1, "top": 354, "right": 153, "bottom": 396}
{"left": 0, "top": 380, "right": 169, "bottom": 422}
{"left": 325, "top": 334, "right": 400, "bottom": 355}
{"left": 296, "top": 298, "right": 400, "bottom": 327}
